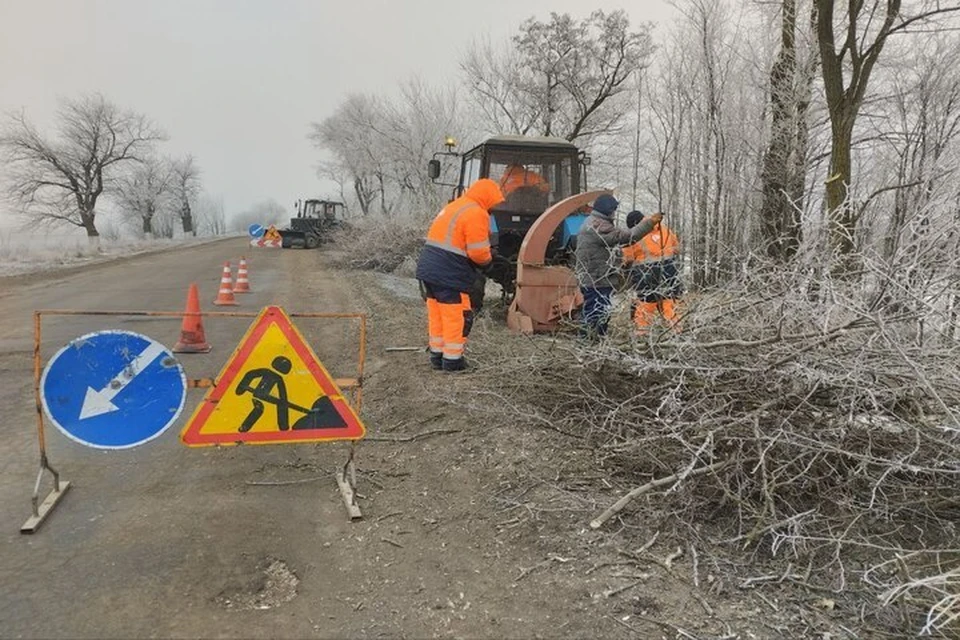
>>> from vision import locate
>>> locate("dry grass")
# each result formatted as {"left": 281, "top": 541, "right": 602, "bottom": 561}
{"left": 329, "top": 215, "right": 425, "bottom": 273}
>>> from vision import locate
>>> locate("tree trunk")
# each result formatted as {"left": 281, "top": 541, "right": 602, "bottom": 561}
{"left": 787, "top": 4, "right": 817, "bottom": 235}
{"left": 354, "top": 179, "right": 370, "bottom": 215}
{"left": 826, "top": 117, "right": 855, "bottom": 256}
{"left": 81, "top": 208, "right": 99, "bottom": 238}
{"left": 759, "top": 0, "right": 799, "bottom": 262}
{"left": 181, "top": 200, "right": 195, "bottom": 236}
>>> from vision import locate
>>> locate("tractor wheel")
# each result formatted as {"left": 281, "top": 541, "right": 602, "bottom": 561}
{"left": 305, "top": 235, "right": 320, "bottom": 249}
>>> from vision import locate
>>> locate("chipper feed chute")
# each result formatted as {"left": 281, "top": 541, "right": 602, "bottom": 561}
{"left": 506, "top": 189, "right": 612, "bottom": 334}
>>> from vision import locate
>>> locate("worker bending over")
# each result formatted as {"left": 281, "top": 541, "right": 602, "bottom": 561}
{"left": 415, "top": 179, "right": 505, "bottom": 372}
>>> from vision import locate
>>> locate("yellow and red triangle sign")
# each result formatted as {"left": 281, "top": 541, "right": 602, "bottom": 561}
{"left": 180, "top": 305, "right": 365, "bottom": 446}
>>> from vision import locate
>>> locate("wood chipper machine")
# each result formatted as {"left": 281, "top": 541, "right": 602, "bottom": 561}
{"left": 428, "top": 135, "right": 603, "bottom": 334}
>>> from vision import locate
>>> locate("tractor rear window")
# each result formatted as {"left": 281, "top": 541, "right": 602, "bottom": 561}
{"left": 487, "top": 149, "right": 576, "bottom": 212}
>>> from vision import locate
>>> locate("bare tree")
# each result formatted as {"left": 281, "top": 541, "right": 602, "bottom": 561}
{"left": 815, "top": 0, "right": 960, "bottom": 258}
{"left": 461, "top": 10, "right": 655, "bottom": 144}
{"left": 649, "top": 0, "right": 763, "bottom": 287}
{"left": 116, "top": 154, "right": 173, "bottom": 237}
{"left": 309, "top": 94, "right": 384, "bottom": 216}
{"left": 0, "top": 94, "right": 163, "bottom": 241}
{"left": 310, "top": 80, "right": 463, "bottom": 217}
{"left": 879, "top": 36, "right": 960, "bottom": 261}
{"left": 759, "top": 0, "right": 819, "bottom": 261}
{"left": 317, "top": 160, "right": 350, "bottom": 213}
{"left": 460, "top": 36, "right": 538, "bottom": 137}
{"left": 193, "top": 192, "right": 227, "bottom": 236}
{"left": 170, "top": 154, "right": 201, "bottom": 236}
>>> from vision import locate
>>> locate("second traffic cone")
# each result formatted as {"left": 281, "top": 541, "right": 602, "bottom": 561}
{"left": 174, "top": 283, "right": 212, "bottom": 353}
{"left": 233, "top": 256, "right": 251, "bottom": 293}
{"left": 213, "top": 262, "right": 238, "bottom": 306}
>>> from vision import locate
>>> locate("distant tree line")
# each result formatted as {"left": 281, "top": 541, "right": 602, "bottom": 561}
{"left": 0, "top": 93, "right": 226, "bottom": 242}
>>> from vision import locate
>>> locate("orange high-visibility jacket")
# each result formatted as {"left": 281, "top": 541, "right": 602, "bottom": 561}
{"left": 623, "top": 223, "right": 679, "bottom": 265}
{"left": 415, "top": 178, "right": 505, "bottom": 292}
{"left": 499, "top": 165, "right": 550, "bottom": 195}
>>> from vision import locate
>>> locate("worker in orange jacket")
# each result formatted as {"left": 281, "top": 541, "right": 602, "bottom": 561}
{"left": 623, "top": 210, "right": 682, "bottom": 333}
{"left": 415, "top": 178, "right": 505, "bottom": 372}
{"left": 499, "top": 164, "right": 550, "bottom": 196}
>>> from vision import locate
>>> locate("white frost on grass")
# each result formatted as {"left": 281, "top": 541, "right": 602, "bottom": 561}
{"left": 0, "top": 229, "right": 236, "bottom": 277}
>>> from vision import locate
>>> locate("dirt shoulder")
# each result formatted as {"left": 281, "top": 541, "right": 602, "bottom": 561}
{"left": 299, "top": 248, "right": 824, "bottom": 639}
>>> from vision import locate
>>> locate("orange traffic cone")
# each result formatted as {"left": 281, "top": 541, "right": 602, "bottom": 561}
{"left": 173, "top": 283, "right": 212, "bottom": 353}
{"left": 233, "top": 256, "right": 251, "bottom": 293}
{"left": 213, "top": 262, "right": 238, "bottom": 306}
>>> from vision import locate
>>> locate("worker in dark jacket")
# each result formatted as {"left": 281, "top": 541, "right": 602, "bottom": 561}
{"left": 416, "top": 178, "right": 505, "bottom": 372}
{"left": 574, "top": 195, "right": 660, "bottom": 340}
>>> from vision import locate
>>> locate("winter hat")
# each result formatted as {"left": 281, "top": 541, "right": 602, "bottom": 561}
{"left": 592, "top": 194, "right": 619, "bottom": 215}
{"left": 626, "top": 210, "right": 643, "bottom": 229}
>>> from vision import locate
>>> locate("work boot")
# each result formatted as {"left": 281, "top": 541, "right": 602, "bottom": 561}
{"left": 441, "top": 358, "right": 469, "bottom": 373}
{"left": 429, "top": 353, "right": 443, "bottom": 370}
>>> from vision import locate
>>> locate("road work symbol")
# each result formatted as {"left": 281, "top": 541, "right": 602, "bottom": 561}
{"left": 235, "top": 355, "right": 346, "bottom": 432}
{"left": 180, "top": 305, "right": 364, "bottom": 446}
{"left": 41, "top": 331, "right": 186, "bottom": 449}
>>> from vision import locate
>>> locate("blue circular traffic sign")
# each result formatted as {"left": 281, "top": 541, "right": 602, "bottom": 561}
{"left": 41, "top": 331, "right": 187, "bottom": 449}
{"left": 248, "top": 223, "right": 265, "bottom": 238}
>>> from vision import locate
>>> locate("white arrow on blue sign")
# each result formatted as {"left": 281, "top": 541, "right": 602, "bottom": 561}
{"left": 41, "top": 330, "right": 187, "bottom": 449}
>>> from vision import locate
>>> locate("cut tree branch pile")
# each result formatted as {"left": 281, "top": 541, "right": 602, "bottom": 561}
{"left": 457, "top": 253, "right": 960, "bottom": 636}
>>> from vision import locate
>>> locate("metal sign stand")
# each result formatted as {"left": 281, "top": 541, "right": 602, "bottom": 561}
{"left": 22, "top": 308, "right": 370, "bottom": 532}
{"left": 336, "top": 325, "right": 366, "bottom": 520}
{"left": 336, "top": 442, "right": 362, "bottom": 520}
{"left": 22, "top": 312, "right": 70, "bottom": 533}
{"left": 22, "top": 455, "right": 70, "bottom": 534}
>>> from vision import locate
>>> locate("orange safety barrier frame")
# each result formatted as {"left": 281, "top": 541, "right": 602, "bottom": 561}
{"left": 22, "top": 308, "right": 368, "bottom": 533}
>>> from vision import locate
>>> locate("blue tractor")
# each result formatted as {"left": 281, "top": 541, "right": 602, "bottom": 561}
{"left": 428, "top": 135, "right": 591, "bottom": 303}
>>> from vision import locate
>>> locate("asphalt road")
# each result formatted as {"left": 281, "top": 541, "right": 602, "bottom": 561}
{"left": 0, "top": 239, "right": 362, "bottom": 638}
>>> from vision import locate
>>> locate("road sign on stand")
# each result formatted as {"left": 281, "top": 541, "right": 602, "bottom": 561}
{"left": 263, "top": 225, "right": 281, "bottom": 241}
{"left": 180, "top": 305, "right": 366, "bottom": 446}
{"left": 41, "top": 331, "right": 187, "bottom": 449}
{"left": 249, "top": 223, "right": 281, "bottom": 248}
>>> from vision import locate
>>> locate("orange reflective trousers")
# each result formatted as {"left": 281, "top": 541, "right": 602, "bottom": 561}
{"left": 424, "top": 285, "right": 472, "bottom": 363}
{"left": 633, "top": 299, "right": 678, "bottom": 333}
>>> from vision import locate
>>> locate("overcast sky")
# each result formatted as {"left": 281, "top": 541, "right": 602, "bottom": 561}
{"left": 0, "top": 0, "right": 676, "bottom": 223}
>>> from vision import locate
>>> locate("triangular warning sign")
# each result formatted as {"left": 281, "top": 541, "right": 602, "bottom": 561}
{"left": 180, "top": 306, "right": 365, "bottom": 446}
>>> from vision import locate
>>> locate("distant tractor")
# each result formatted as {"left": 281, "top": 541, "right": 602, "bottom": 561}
{"left": 279, "top": 199, "right": 346, "bottom": 249}
{"left": 428, "top": 135, "right": 592, "bottom": 300}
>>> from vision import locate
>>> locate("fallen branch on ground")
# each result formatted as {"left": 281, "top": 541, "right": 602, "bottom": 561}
{"left": 364, "top": 428, "right": 462, "bottom": 442}
{"left": 590, "top": 460, "right": 732, "bottom": 529}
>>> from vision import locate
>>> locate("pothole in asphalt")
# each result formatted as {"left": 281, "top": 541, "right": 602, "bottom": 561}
{"left": 215, "top": 558, "right": 299, "bottom": 611}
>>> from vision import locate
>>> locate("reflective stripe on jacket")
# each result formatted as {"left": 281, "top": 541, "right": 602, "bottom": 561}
{"left": 625, "top": 223, "right": 682, "bottom": 301}
{"left": 623, "top": 223, "right": 679, "bottom": 265}
{"left": 416, "top": 178, "right": 504, "bottom": 292}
